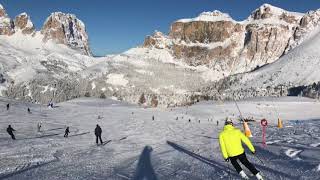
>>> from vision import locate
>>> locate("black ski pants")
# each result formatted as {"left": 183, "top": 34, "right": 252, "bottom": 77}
{"left": 229, "top": 153, "right": 259, "bottom": 175}
{"left": 64, "top": 132, "right": 69, "bottom": 137}
{"left": 8, "top": 133, "right": 15, "bottom": 140}
{"left": 95, "top": 134, "right": 103, "bottom": 144}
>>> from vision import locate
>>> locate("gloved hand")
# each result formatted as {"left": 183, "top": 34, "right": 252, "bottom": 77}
{"left": 225, "top": 158, "right": 230, "bottom": 162}
{"left": 252, "top": 151, "right": 255, "bottom": 155}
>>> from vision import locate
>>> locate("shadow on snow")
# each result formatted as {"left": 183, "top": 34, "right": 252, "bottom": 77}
{"left": 133, "top": 146, "right": 158, "bottom": 180}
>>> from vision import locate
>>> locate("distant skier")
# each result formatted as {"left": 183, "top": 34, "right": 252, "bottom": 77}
{"left": 152, "top": 115, "right": 154, "bottom": 121}
{"left": 7, "top": 125, "right": 16, "bottom": 140}
{"left": 64, "top": 127, "right": 70, "bottom": 138}
{"left": 219, "top": 119, "right": 263, "bottom": 180}
{"left": 6, "top": 103, "right": 9, "bottom": 110}
{"left": 94, "top": 124, "right": 103, "bottom": 144}
{"left": 47, "top": 99, "right": 54, "bottom": 108}
{"left": 217, "top": 120, "right": 219, "bottom": 126}
{"left": 27, "top": 108, "right": 31, "bottom": 113}
{"left": 37, "top": 122, "right": 42, "bottom": 132}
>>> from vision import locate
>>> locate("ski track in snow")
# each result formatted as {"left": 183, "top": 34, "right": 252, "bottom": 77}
{"left": 0, "top": 96, "right": 320, "bottom": 179}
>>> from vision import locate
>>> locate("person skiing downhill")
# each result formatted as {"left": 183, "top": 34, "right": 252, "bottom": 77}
{"left": 6, "top": 103, "right": 9, "bottom": 110}
{"left": 7, "top": 125, "right": 16, "bottom": 140}
{"left": 64, "top": 127, "right": 70, "bottom": 137}
{"left": 95, "top": 124, "right": 103, "bottom": 144}
{"left": 37, "top": 122, "right": 42, "bottom": 132}
{"left": 219, "top": 118, "right": 263, "bottom": 180}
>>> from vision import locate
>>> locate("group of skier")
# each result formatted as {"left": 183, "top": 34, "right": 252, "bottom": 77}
{"left": 6, "top": 124, "right": 104, "bottom": 145}
{"left": 4, "top": 102, "right": 264, "bottom": 179}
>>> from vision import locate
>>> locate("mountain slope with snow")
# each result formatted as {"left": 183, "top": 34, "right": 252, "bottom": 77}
{"left": 2, "top": 3, "right": 320, "bottom": 106}
{"left": 214, "top": 26, "right": 320, "bottom": 100}
{"left": 0, "top": 31, "right": 213, "bottom": 107}
{"left": 143, "top": 4, "right": 315, "bottom": 81}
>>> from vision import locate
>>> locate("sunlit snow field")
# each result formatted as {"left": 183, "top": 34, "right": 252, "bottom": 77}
{"left": 0, "top": 97, "right": 320, "bottom": 180}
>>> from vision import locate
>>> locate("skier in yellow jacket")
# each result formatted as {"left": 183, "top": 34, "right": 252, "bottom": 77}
{"left": 219, "top": 118, "right": 263, "bottom": 180}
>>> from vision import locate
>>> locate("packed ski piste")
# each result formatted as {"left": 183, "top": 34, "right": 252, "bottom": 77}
{"left": 1, "top": 96, "right": 320, "bottom": 180}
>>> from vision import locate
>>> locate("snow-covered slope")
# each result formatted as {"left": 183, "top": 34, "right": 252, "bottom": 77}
{"left": 1, "top": 96, "right": 320, "bottom": 179}
{"left": 0, "top": 31, "right": 213, "bottom": 107}
{"left": 216, "top": 26, "right": 320, "bottom": 100}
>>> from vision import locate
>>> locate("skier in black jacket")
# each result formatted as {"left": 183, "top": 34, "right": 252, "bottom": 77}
{"left": 6, "top": 103, "right": 9, "bottom": 110}
{"left": 7, "top": 125, "right": 16, "bottom": 140}
{"left": 64, "top": 127, "right": 70, "bottom": 137}
{"left": 95, "top": 124, "right": 103, "bottom": 144}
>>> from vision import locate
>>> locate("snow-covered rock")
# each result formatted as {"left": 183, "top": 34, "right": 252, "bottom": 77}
{"left": 213, "top": 22, "right": 320, "bottom": 100}
{"left": 176, "top": 10, "right": 235, "bottom": 23}
{"left": 143, "top": 4, "right": 314, "bottom": 81}
{"left": 14, "top": 13, "right": 35, "bottom": 35}
{"left": 0, "top": 4, "right": 90, "bottom": 55}
{"left": 0, "top": 4, "right": 14, "bottom": 35}
{"left": 41, "top": 12, "right": 91, "bottom": 55}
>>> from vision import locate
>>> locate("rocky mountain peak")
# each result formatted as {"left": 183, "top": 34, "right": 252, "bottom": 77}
{"left": 249, "top": 3, "right": 303, "bottom": 24}
{"left": 0, "top": 4, "right": 14, "bottom": 35}
{"left": 0, "top": 3, "right": 7, "bottom": 17}
{"left": 143, "top": 30, "right": 172, "bottom": 49}
{"left": 41, "top": 12, "right": 91, "bottom": 55}
{"left": 14, "top": 12, "right": 35, "bottom": 34}
{"left": 251, "top": 3, "right": 285, "bottom": 19}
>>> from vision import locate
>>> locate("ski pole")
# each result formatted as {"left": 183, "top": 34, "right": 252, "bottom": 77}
{"left": 254, "top": 154, "right": 265, "bottom": 166}
{"left": 233, "top": 98, "right": 244, "bottom": 122}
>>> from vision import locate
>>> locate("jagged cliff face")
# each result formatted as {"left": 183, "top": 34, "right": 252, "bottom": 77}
{"left": 41, "top": 12, "right": 91, "bottom": 55}
{"left": 291, "top": 9, "right": 320, "bottom": 49}
{"left": 0, "top": 5, "right": 14, "bottom": 35}
{"left": 0, "top": 4, "right": 91, "bottom": 56}
{"left": 169, "top": 13, "right": 244, "bottom": 69}
{"left": 14, "top": 13, "right": 35, "bottom": 34}
{"left": 143, "top": 4, "right": 314, "bottom": 77}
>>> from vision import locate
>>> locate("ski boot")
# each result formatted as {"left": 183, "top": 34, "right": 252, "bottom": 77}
{"left": 256, "top": 172, "right": 264, "bottom": 180}
{"left": 239, "top": 171, "right": 249, "bottom": 180}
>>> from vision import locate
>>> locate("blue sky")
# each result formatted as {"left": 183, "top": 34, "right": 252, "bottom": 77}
{"left": 1, "top": 0, "right": 320, "bottom": 56}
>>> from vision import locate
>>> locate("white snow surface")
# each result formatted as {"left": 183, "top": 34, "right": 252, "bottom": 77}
{"left": 106, "top": 74, "right": 128, "bottom": 87}
{"left": 0, "top": 96, "right": 320, "bottom": 179}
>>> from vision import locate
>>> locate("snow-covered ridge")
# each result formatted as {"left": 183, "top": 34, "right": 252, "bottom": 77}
{"left": 250, "top": 3, "right": 304, "bottom": 18}
{"left": 177, "top": 10, "right": 235, "bottom": 23}
{"left": 176, "top": 4, "right": 304, "bottom": 24}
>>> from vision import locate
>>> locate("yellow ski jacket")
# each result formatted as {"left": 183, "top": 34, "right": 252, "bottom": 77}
{"left": 219, "top": 124, "right": 255, "bottom": 159}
